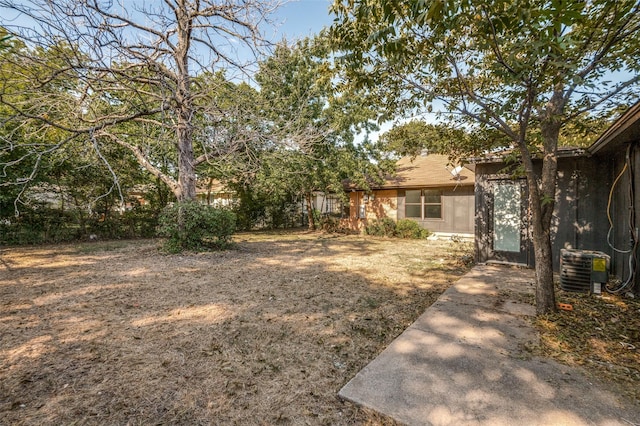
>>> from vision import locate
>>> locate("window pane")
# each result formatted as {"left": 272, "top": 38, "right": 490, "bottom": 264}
{"left": 406, "top": 205, "right": 422, "bottom": 218}
{"left": 424, "top": 205, "right": 442, "bottom": 219}
{"left": 405, "top": 190, "right": 421, "bottom": 204}
{"left": 493, "top": 182, "right": 521, "bottom": 252}
{"left": 423, "top": 190, "right": 441, "bottom": 204}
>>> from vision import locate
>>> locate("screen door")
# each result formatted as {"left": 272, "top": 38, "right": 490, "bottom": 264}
{"left": 491, "top": 180, "right": 529, "bottom": 264}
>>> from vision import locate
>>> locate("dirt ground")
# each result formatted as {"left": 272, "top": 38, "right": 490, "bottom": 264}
{"left": 535, "top": 287, "right": 640, "bottom": 405}
{"left": 0, "top": 231, "right": 474, "bottom": 425}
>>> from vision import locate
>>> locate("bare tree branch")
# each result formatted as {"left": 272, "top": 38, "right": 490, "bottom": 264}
{"left": 0, "top": 0, "right": 282, "bottom": 202}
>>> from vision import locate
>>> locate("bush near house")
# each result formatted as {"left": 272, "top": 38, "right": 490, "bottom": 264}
{"left": 365, "top": 218, "right": 430, "bottom": 239}
{"left": 365, "top": 218, "right": 397, "bottom": 237}
{"left": 319, "top": 214, "right": 352, "bottom": 234}
{"left": 396, "top": 219, "right": 431, "bottom": 239}
{"left": 158, "top": 201, "right": 236, "bottom": 253}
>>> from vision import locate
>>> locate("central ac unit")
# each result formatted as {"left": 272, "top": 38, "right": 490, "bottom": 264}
{"left": 560, "top": 249, "right": 610, "bottom": 293}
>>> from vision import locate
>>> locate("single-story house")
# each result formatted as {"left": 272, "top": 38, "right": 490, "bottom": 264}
{"left": 342, "top": 153, "right": 476, "bottom": 238}
{"left": 196, "top": 179, "right": 237, "bottom": 208}
{"left": 473, "top": 101, "right": 640, "bottom": 294}
{"left": 303, "top": 191, "right": 346, "bottom": 217}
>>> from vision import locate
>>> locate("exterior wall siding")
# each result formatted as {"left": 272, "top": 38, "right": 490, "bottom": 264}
{"left": 475, "top": 156, "right": 611, "bottom": 271}
{"left": 604, "top": 146, "right": 640, "bottom": 289}
{"left": 474, "top": 166, "right": 493, "bottom": 265}
{"left": 343, "top": 186, "right": 474, "bottom": 235}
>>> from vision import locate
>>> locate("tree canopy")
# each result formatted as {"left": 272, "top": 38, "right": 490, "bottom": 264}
{"left": 229, "top": 35, "right": 390, "bottom": 230}
{"left": 330, "top": 0, "right": 640, "bottom": 313}
{"left": 377, "top": 120, "right": 506, "bottom": 160}
{"left": 0, "top": 0, "right": 279, "bottom": 203}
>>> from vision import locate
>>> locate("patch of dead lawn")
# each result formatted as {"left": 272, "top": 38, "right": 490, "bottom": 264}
{"left": 0, "top": 231, "right": 473, "bottom": 425}
{"left": 534, "top": 288, "right": 640, "bottom": 405}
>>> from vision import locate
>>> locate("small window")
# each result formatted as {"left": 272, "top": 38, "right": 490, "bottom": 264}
{"left": 423, "top": 189, "right": 442, "bottom": 219}
{"left": 357, "top": 193, "right": 366, "bottom": 219}
{"left": 358, "top": 203, "right": 366, "bottom": 219}
{"left": 405, "top": 205, "right": 422, "bottom": 218}
{"left": 405, "top": 190, "right": 422, "bottom": 218}
{"left": 405, "top": 190, "right": 421, "bottom": 204}
{"left": 404, "top": 189, "right": 443, "bottom": 219}
{"left": 425, "top": 205, "right": 442, "bottom": 218}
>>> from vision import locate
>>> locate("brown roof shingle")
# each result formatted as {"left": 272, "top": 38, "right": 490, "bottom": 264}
{"left": 377, "top": 154, "right": 475, "bottom": 189}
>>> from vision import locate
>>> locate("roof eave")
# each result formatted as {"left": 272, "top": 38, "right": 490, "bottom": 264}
{"left": 588, "top": 101, "right": 640, "bottom": 155}
{"left": 469, "top": 147, "right": 587, "bottom": 165}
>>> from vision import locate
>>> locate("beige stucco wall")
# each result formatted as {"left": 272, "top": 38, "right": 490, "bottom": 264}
{"left": 341, "top": 190, "right": 398, "bottom": 231}
{"left": 368, "top": 189, "right": 398, "bottom": 221}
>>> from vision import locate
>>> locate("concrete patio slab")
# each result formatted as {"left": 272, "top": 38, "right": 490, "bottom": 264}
{"left": 339, "top": 265, "right": 640, "bottom": 426}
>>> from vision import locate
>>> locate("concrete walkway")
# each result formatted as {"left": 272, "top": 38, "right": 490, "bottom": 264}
{"left": 339, "top": 265, "right": 640, "bottom": 426}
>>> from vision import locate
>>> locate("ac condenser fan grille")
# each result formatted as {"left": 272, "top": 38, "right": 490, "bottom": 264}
{"left": 560, "top": 249, "right": 610, "bottom": 293}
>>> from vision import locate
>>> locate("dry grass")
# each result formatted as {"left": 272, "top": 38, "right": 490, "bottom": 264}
{"left": 534, "top": 288, "right": 640, "bottom": 405}
{"left": 0, "top": 231, "right": 473, "bottom": 425}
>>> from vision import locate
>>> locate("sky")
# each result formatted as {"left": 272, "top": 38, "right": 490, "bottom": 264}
{"left": 271, "top": 0, "right": 335, "bottom": 41}
{"left": 0, "top": 0, "right": 336, "bottom": 44}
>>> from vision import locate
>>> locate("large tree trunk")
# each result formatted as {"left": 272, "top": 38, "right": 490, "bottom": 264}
{"left": 174, "top": 5, "right": 197, "bottom": 202}
{"left": 528, "top": 180, "right": 557, "bottom": 314}
{"left": 306, "top": 192, "right": 316, "bottom": 230}
{"left": 516, "top": 111, "right": 561, "bottom": 313}
{"left": 522, "top": 90, "right": 564, "bottom": 315}
{"left": 176, "top": 113, "right": 197, "bottom": 202}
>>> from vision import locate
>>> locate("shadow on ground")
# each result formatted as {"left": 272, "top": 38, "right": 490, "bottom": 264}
{"left": 339, "top": 265, "right": 640, "bottom": 426}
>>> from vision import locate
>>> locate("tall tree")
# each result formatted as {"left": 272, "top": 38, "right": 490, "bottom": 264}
{"left": 379, "top": 117, "right": 606, "bottom": 160}
{"left": 330, "top": 0, "right": 640, "bottom": 314}
{"left": 377, "top": 120, "right": 503, "bottom": 159}
{"left": 0, "top": 0, "right": 278, "bottom": 202}
{"left": 252, "top": 35, "right": 385, "bottom": 230}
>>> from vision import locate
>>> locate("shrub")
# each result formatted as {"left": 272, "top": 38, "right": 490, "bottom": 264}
{"left": 0, "top": 202, "right": 164, "bottom": 245}
{"left": 395, "top": 219, "right": 431, "bottom": 239}
{"left": 363, "top": 218, "right": 430, "bottom": 239}
{"left": 123, "top": 206, "right": 160, "bottom": 238}
{"left": 86, "top": 206, "right": 160, "bottom": 240}
{"left": 0, "top": 206, "right": 81, "bottom": 245}
{"left": 157, "top": 202, "right": 236, "bottom": 253}
{"left": 365, "top": 218, "right": 397, "bottom": 237}
{"left": 319, "top": 214, "right": 349, "bottom": 234}
{"left": 230, "top": 186, "right": 302, "bottom": 231}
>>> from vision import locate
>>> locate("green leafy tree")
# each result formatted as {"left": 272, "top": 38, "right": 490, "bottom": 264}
{"left": 379, "top": 117, "right": 603, "bottom": 160}
{"left": 0, "top": 30, "right": 173, "bottom": 241}
{"left": 0, "top": 34, "right": 85, "bottom": 215}
{"left": 331, "top": 0, "right": 640, "bottom": 314}
{"left": 377, "top": 120, "right": 503, "bottom": 159}
{"left": 192, "top": 71, "right": 269, "bottom": 184}
{"left": 251, "top": 35, "right": 390, "bottom": 230}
